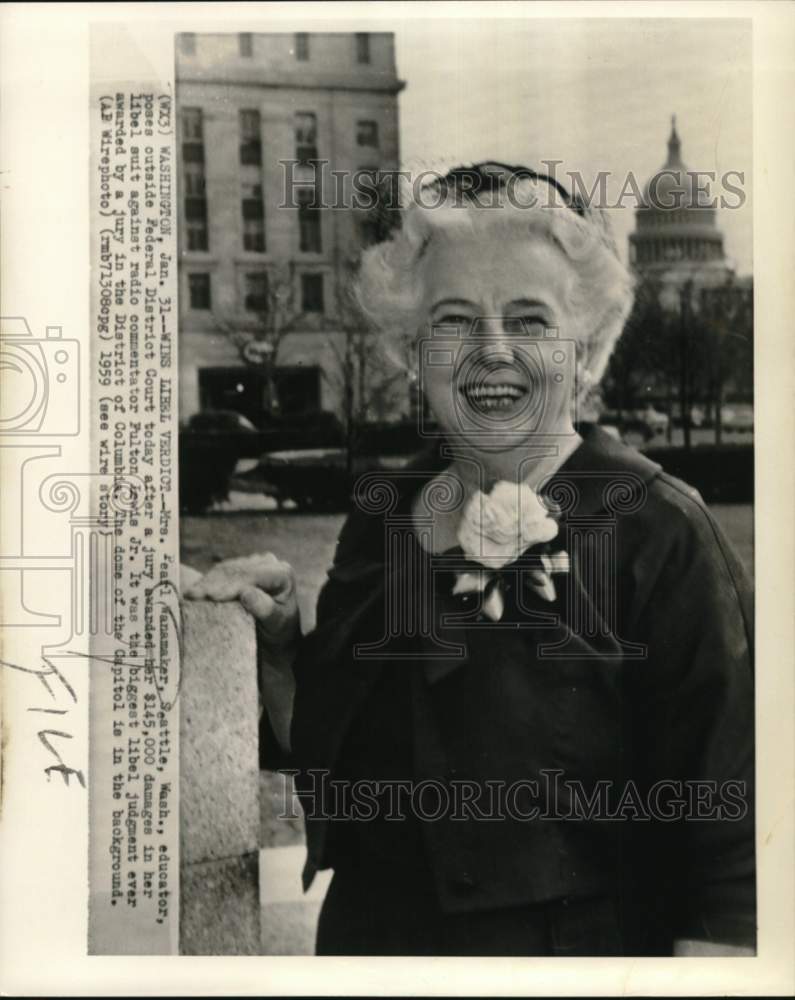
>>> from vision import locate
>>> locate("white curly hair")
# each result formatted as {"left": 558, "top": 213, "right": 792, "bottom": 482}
{"left": 352, "top": 163, "right": 635, "bottom": 404}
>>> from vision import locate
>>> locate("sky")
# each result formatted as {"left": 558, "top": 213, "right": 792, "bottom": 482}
{"left": 389, "top": 17, "right": 753, "bottom": 274}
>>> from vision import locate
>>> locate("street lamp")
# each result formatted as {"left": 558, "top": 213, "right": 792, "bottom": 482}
{"left": 237, "top": 336, "right": 278, "bottom": 417}
{"left": 659, "top": 278, "right": 695, "bottom": 451}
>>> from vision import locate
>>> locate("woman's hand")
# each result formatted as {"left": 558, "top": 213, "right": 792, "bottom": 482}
{"left": 185, "top": 554, "right": 299, "bottom": 752}
{"left": 184, "top": 553, "right": 301, "bottom": 655}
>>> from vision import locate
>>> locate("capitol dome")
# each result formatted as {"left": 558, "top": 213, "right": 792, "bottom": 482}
{"left": 630, "top": 116, "right": 726, "bottom": 273}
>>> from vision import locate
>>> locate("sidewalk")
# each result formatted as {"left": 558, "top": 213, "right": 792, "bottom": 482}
{"left": 259, "top": 845, "right": 332, "bottom": 956}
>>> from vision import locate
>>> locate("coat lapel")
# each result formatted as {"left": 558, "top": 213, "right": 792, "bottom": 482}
{"left": 309, "top": 428, "right": 664, "bottom": 688}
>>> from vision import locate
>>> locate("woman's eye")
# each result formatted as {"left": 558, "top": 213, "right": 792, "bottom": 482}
{"left": 436, "top": 314, "right": 471, "bottom": 331}
{"left": 504, "top": 316, "right": 547, "bottom": 336}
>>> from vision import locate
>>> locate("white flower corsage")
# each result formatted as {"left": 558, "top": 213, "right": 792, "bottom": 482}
{"left": 452, "top": 480, "right": 570, "bottom": 621}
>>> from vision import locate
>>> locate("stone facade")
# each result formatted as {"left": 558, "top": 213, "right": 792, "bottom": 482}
{"left": 176, "top": 32, "right": 406, "bottom": 425}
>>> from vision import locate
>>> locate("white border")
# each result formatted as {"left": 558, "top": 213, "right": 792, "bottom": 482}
{"left": 0, "top": 2, "right": 792, "bottom": 995}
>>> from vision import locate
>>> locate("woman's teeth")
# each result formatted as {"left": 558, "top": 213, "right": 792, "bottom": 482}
{"left": 461, "top": 384, "right": 526, "bottom": 411}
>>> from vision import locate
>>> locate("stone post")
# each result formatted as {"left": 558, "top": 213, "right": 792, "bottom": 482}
{"left": 178, "top": 594, "right": 262, "bottom": 954}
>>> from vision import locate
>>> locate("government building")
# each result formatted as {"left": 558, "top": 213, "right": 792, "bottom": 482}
{"left": 175, "top": 31, "right": 405, "bottom": 426}
{"left": 629, "top": 116, "right": 734, "bottom": 284}
{"left": 624, "top": 117, "right": 753, "bottom": 421}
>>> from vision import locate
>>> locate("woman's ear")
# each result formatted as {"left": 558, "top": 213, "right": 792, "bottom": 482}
{"left": 575, "top": 360, "right": 594, "bottom": 399}
{"left": 573, "top": 357, "right": 599, "bottom": 424}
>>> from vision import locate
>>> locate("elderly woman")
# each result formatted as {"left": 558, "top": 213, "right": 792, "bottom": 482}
{"left": 187, "top": 163, "right": 755, "bottom": 957}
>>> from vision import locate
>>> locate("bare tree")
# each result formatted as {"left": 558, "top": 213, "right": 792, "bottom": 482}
{"left": 322, "top": 263, "right": 406, "bottom": 476}
{"left": 216, "top": 263, "right": 297, "bottom": 419}
{"left": 603, "top": 270, "right": 670, "bottom": 427}
{"left": 697, "top": 276, "right": 753, "bottom": 444}
{"left": 605, "top": 267, "right": 753, "bottom": 449}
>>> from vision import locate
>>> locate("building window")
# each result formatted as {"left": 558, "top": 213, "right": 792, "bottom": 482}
{"left": 179, "top": 33, "right": 196, "bottom": 56}
{"left": 295, "top": 111, "right": 318, "bottom": 163}
{"left": 356, "top": 166, "right": 381, "bottom": 244}
{"left": 244, "top": 272, "right": 269, "bottom": 313}
{"left": 297, "top": 189, "right": 322, "bottom": 253}
{"left": 189, "top": 273, "right": 211, "bottom": 310}
{"left": 241, "top": 181, "right": 265, "bottom": 252}
{"left": 184, "top": 167, "right": 206, "bottom": 198}
{"left": 301, "top": 273, "right": 324, "bottom": 313}
{"left": 185, "top": 194, "right": 209, "bottom": 251}
{"left": 295, "top": 32, "right": 309, "bottom": 61}
{"left": 356, "top": 120, "right": 379, "bottom": 148}
{"left": 355, "top": 33, "right": 371, "bottom": 64}
{"left": 182, "top": 107, "right": 204, "bottom": 143}
{"left": 239, "top": 109, "right": 262, "bottom": 165}
{"left": 243, "top": 218, "right": 265, "bottom": 253}
{"left": 182, "top": 108, "right": 208, "bottom": 251}
{"left": 239, "top": 33, "right": 253, "bottom": 57}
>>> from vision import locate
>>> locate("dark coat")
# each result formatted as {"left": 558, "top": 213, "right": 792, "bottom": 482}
{"left": 261, "top": 425, "right": 755, "bottom": 954}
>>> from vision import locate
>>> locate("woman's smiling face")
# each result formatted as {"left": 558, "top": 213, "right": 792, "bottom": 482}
{"left": 418, "top": 228, "right": 579, "bottom": 455}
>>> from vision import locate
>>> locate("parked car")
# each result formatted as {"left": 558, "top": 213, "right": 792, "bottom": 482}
{"left": 249, "top": 448, "right": 354, "bottom": 510}
{"left": 599, "top": 406, "right": 668, "bottom": 446}
{"left": 240, "top": 424, "right": 424, "bottom": 510}
{"left": 186, "top": 409, "right": 259, "bottom": 433}
{"left": 634, "top": 405, "right": 669, "bottom": 434}
{"left": 720, "top": 403, "right": 754, "bottom": 433}
{"left": 256, "top": 410, "right": 346, "bottom": 451}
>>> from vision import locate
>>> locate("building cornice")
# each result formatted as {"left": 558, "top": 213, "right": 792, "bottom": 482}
{"left": 630, "top": 226, "right": 725, "bottom": 242}
{"left": 177, "top": 72, "right": 407, "bottom": 96}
